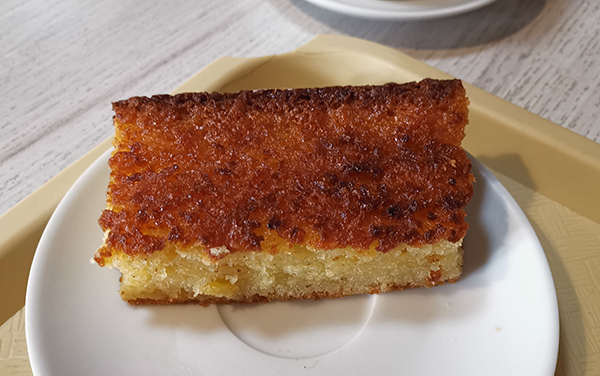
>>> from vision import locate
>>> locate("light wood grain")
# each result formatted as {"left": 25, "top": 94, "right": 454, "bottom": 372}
{"left": 2, "top": 0, "right": 600, "bottom": 374}
{"left": 1, "top": 0, "right": 600, "bottom": 218}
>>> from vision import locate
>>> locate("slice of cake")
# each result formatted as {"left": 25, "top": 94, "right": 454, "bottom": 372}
{"left": 94, "top": 79, "right": 474, "bottom": 305}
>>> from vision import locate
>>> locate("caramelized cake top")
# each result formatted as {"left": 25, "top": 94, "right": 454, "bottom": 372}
{"left": 97, "top": 79, "right": 473, "bottom": 261}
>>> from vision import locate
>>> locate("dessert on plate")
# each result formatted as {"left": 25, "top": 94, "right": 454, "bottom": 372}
{"left": 94, "top": 78, "right": 474, "bottom": 305}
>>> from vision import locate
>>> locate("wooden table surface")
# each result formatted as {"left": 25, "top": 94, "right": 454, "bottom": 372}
{"left": 2, "top": 0, "right": 599, "bottom": 374}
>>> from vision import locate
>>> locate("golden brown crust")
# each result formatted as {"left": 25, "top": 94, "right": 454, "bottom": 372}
{"left": 126, "top": 278, "right": 459, "bottom": 306}
{"left": 98, "top": 79, "right": 473, "bottom": 260}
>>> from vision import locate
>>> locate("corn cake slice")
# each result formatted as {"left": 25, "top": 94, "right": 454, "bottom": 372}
{"left": 94, "top": 79, "right": 474, "bottom": 305}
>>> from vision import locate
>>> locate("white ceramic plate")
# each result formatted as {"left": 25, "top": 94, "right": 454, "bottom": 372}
{"left": 25, "top": 150, "right": 558, "bottom": 376}
{"left": 300, "top": 0, "right": 498, "bottom": 20}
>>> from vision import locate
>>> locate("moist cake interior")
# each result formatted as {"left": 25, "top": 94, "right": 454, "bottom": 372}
{"left": 95, "top": 79, "right": 473, "bottom": 305}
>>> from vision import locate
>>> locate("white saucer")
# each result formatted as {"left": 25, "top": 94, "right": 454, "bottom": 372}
{"left": 25, "top": 148, "right": 558, "bottom": 375}
{"left": 300, "top": 0, "right": 498, "bottom": 20}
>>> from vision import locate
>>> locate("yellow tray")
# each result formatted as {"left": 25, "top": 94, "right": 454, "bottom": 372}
{"left": 1, "top": 35, "right": 599, "bottom": 375}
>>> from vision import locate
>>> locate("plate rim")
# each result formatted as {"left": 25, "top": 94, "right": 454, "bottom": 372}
{"left": 300, "top": 0, "right": 499, "bottom": 20}
{"left": 25, "top": 148, "right": 560, "bottom": 376}
{"left": 25, "top": 40, "right": 559, "bottom": 375}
